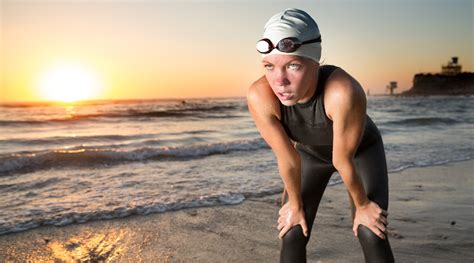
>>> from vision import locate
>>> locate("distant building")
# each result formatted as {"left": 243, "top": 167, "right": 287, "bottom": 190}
{"left": 386, "top": 81, "right": 397, "bottom": 95}
{"left": 441, "top": 57, "right": 462, "bottom": 76}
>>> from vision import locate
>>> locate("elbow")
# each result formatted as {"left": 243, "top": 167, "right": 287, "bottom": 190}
{"left": 332, "top": 156, "right": 355, "bottom": 173}
{"left": 277, "top": 151, "right": 301, "bottom": 173}
{"left": 333, "top": 157, "right": 358, "bottom": 186}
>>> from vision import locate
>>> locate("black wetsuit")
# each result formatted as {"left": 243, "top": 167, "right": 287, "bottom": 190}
{"left": 278, "top": 64, "right": 395, "bottom": 263}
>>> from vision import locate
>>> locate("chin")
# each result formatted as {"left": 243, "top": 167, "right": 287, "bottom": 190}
{"left": 279, "top": 98, "right": 297, "bottom": 106}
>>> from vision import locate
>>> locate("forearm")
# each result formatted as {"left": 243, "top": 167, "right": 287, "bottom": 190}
{"left": 277, "top": 157, "right": 303, "bottom": 209}
{"left": 336, "top": 160, "right": 369, "bottom": 208}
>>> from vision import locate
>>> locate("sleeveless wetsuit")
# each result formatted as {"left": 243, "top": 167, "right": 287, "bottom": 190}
{"left": 278, "top": 65, "right": 395, "bottom": 263}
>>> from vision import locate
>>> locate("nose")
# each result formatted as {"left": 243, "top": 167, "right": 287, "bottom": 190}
{"left": 272, "top": 69, "right": 290, "bottom": 88}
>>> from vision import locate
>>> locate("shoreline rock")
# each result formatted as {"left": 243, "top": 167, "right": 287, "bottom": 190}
{"left": 401, "top": 72, "right": 474, "bottom": 96}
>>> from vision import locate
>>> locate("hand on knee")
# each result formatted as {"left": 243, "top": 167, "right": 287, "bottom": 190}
{"left": 352, "top": 200, "right": 389, "bottom": 240}
{"left": 277, "top": 202, "right": 309, "bottom": 239}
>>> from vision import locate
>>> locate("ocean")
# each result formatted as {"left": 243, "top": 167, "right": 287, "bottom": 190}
{"left": 0, "top": 95, "right": 472, "bottom": 235}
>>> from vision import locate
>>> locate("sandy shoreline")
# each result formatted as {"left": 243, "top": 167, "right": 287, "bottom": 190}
{"left": 1, "top": 159, "right": 473, "bottom": 262}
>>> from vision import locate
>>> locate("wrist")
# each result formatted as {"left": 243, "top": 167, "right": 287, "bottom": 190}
{"left": 355, "top": 197, "right": 370, "bottom": 209}
{"left": 289, "top": 198, "right": 303, "bottom": 210}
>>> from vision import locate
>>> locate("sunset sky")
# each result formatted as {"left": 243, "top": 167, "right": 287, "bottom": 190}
{"left": 1, "top": 0, "right": 472, "bottom": 103}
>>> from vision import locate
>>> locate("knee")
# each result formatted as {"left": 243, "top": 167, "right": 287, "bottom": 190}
{"left": 357, "top": 224, "right": 386, "bottom": 246}
{"left": 357, "top": 225, "right": 395, "bottom": 263}
{"left": 281, "top": 224, "right": 309, "bottom": 249}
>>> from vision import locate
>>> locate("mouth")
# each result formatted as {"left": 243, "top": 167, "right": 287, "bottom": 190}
{"left": 277, "top": 92, "right": 294, "bottom": 100}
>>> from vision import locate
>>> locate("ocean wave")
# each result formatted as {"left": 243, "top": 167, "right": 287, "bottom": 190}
{"left": 0, "top": 105, "right": 244, "bottom": 126}
{"left": 387, "top": 155, "right": 473, "bottom": 173}
{"left": 0, "top": 189, "right": 288, "bottom": 236}
{"left": 2, "top": 134, "right": 148, "bottom": 146}
{"left": 0, "top": 138, "right": 269, "bottom": 176}
{"left": 1, "top": 129, "right": 216, "bottom": 147}
{"left": 382, "top": 117, "right": 460, "bottom": 126}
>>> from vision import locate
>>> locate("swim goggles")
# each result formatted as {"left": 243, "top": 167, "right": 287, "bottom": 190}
{"left": 256, "top": 36, "right": 322, "bottom": 54}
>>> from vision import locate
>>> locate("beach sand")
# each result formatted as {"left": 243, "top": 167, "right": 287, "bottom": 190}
{"left": 0, "top": 159, "right": 472, "bottom": 262}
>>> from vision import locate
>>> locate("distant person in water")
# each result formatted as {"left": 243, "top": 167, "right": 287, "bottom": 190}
{"left": 246, "top": 8, "right": 395, "bottom": 262}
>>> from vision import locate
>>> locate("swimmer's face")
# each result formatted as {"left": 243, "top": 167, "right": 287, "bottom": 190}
{"left": 262, "top": 55, "right": 319, "bottom": 106}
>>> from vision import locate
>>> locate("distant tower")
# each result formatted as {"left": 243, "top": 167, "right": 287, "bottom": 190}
{"left": 386, "top": 81, "right": 397, "bottom": 95}
{"left": 441, "top": 57, "right": 462, "bottom": 76}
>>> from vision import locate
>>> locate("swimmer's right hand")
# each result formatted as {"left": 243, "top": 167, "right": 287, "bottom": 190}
{"left": 277, "top": 202, "right": 309, "bottom": 239}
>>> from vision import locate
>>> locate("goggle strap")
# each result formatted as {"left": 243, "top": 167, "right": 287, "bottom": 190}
{"left": 301, "top": 36, "right": 321, "bottom": 45}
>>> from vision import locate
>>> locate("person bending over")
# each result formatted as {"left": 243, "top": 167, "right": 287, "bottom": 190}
{"left": 247, "top": 8, "right": 395, "bottom": 263}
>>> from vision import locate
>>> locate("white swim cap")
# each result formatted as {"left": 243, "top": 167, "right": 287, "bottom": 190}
{"left": 259, "top": 8, "right": 322, "bottom": 63}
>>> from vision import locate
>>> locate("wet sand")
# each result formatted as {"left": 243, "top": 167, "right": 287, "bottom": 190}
{"left": 0, "top": 159, "right": 472, "bottom": 262}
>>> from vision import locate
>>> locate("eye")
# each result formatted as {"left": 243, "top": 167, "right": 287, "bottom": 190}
{"left": 264, "top": 64, "right": 273, "bottom": 70}
{"left": 288, "top": 63, "right": 301, "bottom": 70}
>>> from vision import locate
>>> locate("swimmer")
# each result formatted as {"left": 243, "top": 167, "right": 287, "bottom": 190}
{"left": 246, "top": 8, "right": 395, "bottom": 262}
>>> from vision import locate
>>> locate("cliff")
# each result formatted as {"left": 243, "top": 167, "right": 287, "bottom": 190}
{"left": 401, "top": 72, "right": 474, "bottom": 96}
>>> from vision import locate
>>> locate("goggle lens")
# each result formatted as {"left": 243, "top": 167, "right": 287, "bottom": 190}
{"left": 256, "top": 39, "right": 272, "bottom": 54}
{"left": 277, "top": 38, "right": 299, "bottom": 53}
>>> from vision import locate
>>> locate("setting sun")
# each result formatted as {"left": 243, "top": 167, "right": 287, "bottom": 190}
{"left": 36, "top": 62, "right": 104, "bottom": 103}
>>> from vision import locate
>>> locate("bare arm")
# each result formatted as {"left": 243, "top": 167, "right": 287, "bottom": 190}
{"left": 326, "top": 69, "right": 389, "bottom": 239}
{"left": 326, "top": 69, "right": 369, "bottom": 208}
{"left": 246, "top": 77, "right": 303, "bottom": 209}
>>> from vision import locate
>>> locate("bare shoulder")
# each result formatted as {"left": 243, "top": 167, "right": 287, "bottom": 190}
{"left": 323, "top": 67, "right": 367, "bottom": 120}
{"left": 246, "top": 76, "right": 280, "bottom": 120}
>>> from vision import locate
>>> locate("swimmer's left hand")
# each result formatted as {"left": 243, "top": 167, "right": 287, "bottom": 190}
{"left": 353, "top": 200, "right": 389, "bottom": 240}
